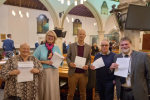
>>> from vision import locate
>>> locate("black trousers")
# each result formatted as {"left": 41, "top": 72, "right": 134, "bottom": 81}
{"left": 96, "top": 80, "right": 114, "bottom": 100}
{"left": 120, "top": 86, "right": 135, "bottom": 100}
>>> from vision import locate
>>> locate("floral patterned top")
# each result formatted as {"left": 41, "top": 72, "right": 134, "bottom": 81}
{"left": 0, "top": 55, "right": 43, "bottom": 100}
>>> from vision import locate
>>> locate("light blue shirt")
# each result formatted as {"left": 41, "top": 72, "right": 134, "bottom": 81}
{"left": 33, "top": 44, "right": 63, "bottom": 69}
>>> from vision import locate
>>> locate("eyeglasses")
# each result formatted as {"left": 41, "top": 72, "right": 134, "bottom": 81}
{"left": 47, "top": 35, "right": 54, "bottom": 38}
{"left": 101, "top": 45, "right": 109, "bottom": 47}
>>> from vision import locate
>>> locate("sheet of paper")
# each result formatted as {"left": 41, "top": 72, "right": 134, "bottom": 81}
{"left": 114, "top": 58, "right": 130, "bottom": 78}
{"left": 74, "top": 56, "right": 86, "bottom": 69}
{"left": 0, "top": 61, "right": 6, "bottom": 65}
{"left": 51, "top": 52, "right": 64, "bottom": 68}
{"left": 18, "top": 61, "right": 33, "bottom": 82}
{"left": 92, "top": 57, "right": 105, "bottom": 69}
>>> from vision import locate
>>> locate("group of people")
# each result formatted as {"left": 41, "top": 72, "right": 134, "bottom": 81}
{"left": 0, "top": 29, "right": 149, "bottom": 100}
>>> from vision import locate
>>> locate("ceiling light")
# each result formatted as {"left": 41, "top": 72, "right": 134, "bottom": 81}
{"left": 61, "top": 0, "right": 64, "bottom": 4}
{"left": 72, "top": 18, "right": 74, "bottom": 22}
{"left": 26, "top": 12, "right": 29, "bottom": 18}
{"left": 84, "top": 0, "right": 86, "bottom": 1}
{"left": 67, "top": 0, "right": 70, "bottom": 5}
{"left": 75, "top": 0, "right": 77, "bottom": 6}
{"left": 80, "top": 0, "right": 83, "bottom": 4}
{"left": 68, "top": 19, "right": 69, "bottom": 23}
{"left": 20, "top": 14, "right": 23, "bottom": 18}
{"left": 19, "top": 11, "right": 21, "bottom": 15}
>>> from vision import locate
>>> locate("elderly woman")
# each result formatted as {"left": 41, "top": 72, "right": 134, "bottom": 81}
{"left": 91, "top": 43, "right": 99, "bottom": 56}
{"left": 0, "top": 43, "right": 43, "bottom": 100}
{"left": 33, "top": 30, "right": 63, "bottom": 100}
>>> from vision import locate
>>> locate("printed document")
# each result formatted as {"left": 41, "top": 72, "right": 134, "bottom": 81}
{"left": 74, "top": 56, "right": 86, "bottom": 69}
{"left": 51, "top": 52, "right": 64, "bottom": 68}
{"left": 114, "top": 58, "right": 130, "bottom": 78}
{"left": 92, "top": 57, "right": 105, "bottom": 69}
{"left": 18, "top": 61, "right": 33, "bottom": 82}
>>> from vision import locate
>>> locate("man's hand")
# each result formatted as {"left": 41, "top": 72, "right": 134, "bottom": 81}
{"left": 90, "top": 65, "right": 95, "bottom": 70}
{"left": 110, "top": 63, "right": 119, "bottom": 70}
{"left": 69, "top": 62, "right": 76, "bottom": 68}
{"left": 9, "top": 70, "right": 20, "bottom": 75}
{"left": 30, "top": 68, "right": 40, "bottom": 74}
{"left": 83, "top": 65, "right": 88, "bottom": 70}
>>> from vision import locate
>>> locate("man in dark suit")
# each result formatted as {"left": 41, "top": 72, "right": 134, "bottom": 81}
{"left": 110, "top": 37, "right": 150, "bottom": 100}
{"left": 63, "top": 41, "right": 67, "bottom": 54}
{"left": 2, "top": 34, "right": 16, "bottom": 58}
{"left": 66, "top": 29, "right": 91, "bottom": 100}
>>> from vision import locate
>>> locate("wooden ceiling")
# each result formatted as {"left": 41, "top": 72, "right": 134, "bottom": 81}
{"left": 4, "top": 0, "right": 48, "bottom": 11}
{"left": 68, "top": 5, "right": 94, "bottom": 18}
{"left": 3, "top": 0, "right": 94, "bottom": 18}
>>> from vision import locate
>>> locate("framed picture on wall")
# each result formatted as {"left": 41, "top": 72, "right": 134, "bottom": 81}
{"left": 1, "top": 34, "right": 6, "bottom": 40}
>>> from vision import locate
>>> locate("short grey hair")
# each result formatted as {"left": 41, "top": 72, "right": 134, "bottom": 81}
{"left": 120, "top": 37, "right": 132, "bottom": 44}
{"left": 43, "top": 30, "right": 57, "bottom": 44}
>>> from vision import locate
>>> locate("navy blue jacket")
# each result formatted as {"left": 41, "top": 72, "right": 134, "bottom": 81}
{"left": 94, "top": 52, "right": 116, "bottom": 82}
{"left": 2, "top": 39, "right": 15, "bottom": 51}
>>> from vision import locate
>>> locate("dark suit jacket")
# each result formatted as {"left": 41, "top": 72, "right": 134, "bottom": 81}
{"left": 66, "top": 42, "right": 91, "bottom": 77}
{"left": 114, "top": 50, "right": 150, "bottom": 100}
{"left": 2, "top": 39, "right": 15, "bottom": 51}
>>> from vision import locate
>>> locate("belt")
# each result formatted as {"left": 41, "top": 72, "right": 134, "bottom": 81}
{"left": 121, "top": 86, "right": 132, "bottom": 91}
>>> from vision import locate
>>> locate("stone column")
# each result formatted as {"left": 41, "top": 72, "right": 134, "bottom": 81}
{"left": 118, "top": 0, "right": 147, "bottom": 51}
{"left": 97, "top": 31, "right": 105, "bottom": 48}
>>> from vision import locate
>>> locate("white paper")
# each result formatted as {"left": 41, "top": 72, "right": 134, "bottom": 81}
{"left": 92, "top": 57, "right": 105, "bottom": 69}
{"left": 114, "top": 58, "right": 130, "bottom": 78}
{"left": 51, "top": 52, "right": 64, "bottom": 68}
{"left": 18, "top": 61, "right": 33, "bottom": 82}
{"left": 0, "top": 61, "right": 6, "bottom": 65}
{"left": 74, "top": 56, "right": 86, "bottom": 69}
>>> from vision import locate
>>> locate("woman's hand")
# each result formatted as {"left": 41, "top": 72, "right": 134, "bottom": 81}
{"left": 30, "top": 68, "right": 40, "bottom": 74}
{"left": 63, "top": 57, "right": 66, "bottom": 61}
{"left": 45, "top": 60, "right": 53, "bottom": 65}
{"left": 9, "top": 70, "right": 20, "bottom": 75}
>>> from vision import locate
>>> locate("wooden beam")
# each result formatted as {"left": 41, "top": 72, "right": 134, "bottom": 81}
{"left": 32, "top": 1, "right": 34, "bottom": 8}
{"left": 35, "top": 2, "right": 38, "bottom": 9}
{"left": 28, "top": 0, "right": 30, "bottom": 7}
{"left": 42, "top": 5, "right": 45, "bottom": 10}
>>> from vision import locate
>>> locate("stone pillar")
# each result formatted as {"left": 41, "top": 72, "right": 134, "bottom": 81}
{"left": 98, "top": 31, "right": 105, "bottom": 48}
{"left": 117, "top": 0, "right": 147, "bottom": 51}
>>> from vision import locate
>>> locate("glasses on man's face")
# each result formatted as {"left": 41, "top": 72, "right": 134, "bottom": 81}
{"left": 47, "top": 35, "right": 54, "bottom": 38}
{"left": 101, "top": 45, "right": 109, "bottom": 47}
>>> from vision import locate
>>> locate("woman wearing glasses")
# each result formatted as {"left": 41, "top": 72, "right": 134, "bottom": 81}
{"left": 33, "top": 30, "right": 64, "bottom": 100}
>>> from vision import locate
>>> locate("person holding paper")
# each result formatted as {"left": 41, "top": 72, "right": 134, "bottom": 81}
{"left": 110, "top": 37, "right": 150, "bottom": 100}
{"left": 91, "top": 39, "right": 116, "bottom": 100}
{"left": 0, "top": 43, "right": 43, "bottom": 100}
{"left": 33, "top": 30, "right": 64, "bottom": 100}
{"left": 66, "top": 29, "right": 91, "bottom": 100}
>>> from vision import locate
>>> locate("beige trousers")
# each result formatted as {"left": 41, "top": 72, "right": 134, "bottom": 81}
{"left": 38, "top": 67, "right": 60, "bottom": 100}
{"left": 67, "top": 73, "right": 88, "bottom": 100}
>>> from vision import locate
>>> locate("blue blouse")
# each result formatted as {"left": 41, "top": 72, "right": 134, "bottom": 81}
{"left": 33, "top": 44, "right": 63, "bottom": 69}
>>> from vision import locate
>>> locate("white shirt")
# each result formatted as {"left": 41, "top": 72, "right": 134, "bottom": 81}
{"left": 121, "top": 50, "right": 132, "bottom": 88}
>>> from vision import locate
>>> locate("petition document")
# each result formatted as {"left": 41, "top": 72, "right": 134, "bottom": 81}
{"left": 74, "top": 56, "right": 86, "bottom": 69}
{"left": 51, "top": 52, "right": 64, "bottom": 68}
{"left": 114, "top": 58, "right": 130, "bottom": 78}
{"left": 92, "top": 57, "right": 105, "bottom": 69}
{"left": 18, "top": 61, "right": 33, "bottom": 82}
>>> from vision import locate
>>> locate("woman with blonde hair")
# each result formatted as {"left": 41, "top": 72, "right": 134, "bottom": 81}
{"left": 33, "top": 30, "right": 64, "bottom": 100}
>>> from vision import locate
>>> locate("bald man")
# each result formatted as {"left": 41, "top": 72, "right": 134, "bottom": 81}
{"left": 66, "top": 29, "right": 91, "bottom": 100}
{"left": 91, "top": 39, "right": 116, "bottom": 100}
{"left": 0, "top": 43, "right": 43, "bottom": 100}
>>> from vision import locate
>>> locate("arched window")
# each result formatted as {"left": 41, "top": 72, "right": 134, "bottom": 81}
{"left": 37, "top": 14, "right": 49, "bottom": 34}
{"left": 73, "top": 19, "right": 82, "bottom": 35}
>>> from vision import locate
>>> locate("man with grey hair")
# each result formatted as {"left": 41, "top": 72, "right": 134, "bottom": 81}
{"left": 66, "top": 29, "right": 91, "bottom": 100}
{"left": 91, "top": 39, "right": 116, "bottom": 100}
{"left": 110, "top": 37, "right": 150, "bottom": 100}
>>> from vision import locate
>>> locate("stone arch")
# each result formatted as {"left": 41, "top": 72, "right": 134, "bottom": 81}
{"left": 0, "top": 0, "right": 59, "bottom": 28}
{"left": 61, "top": 1, "right": 103, "bottom": 32}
